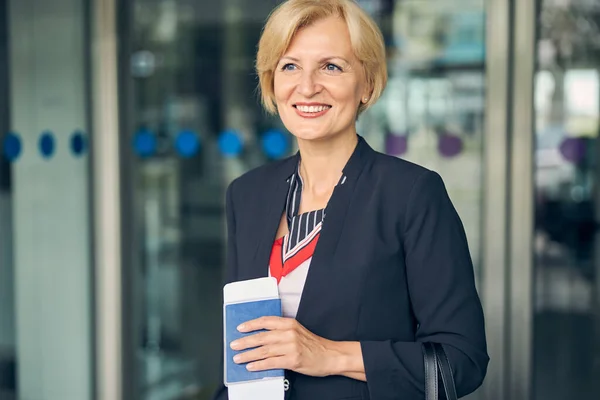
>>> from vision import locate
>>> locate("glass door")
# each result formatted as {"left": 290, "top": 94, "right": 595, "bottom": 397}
{"left": 0, "top": 1, "right": 14, "bottom": 398}
{"left": 119, "top": 1, "right": 284, "bottom": 399}
{"left": 1, "top": 0, "right": 95, "bottom": 399}
{"left": 119, "top": 1, "right": 490, "bottom": 399}
{"left": 532, "top": 0, "right": 600, "bottom": 398}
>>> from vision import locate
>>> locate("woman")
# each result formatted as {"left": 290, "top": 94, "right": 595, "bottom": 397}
{"left": 213, "top": 0, "right": 488, "bottom": 398}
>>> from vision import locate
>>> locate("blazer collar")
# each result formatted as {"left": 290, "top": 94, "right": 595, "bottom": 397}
{"left": 342, "top": 135, "right": 369, "bottom": 175}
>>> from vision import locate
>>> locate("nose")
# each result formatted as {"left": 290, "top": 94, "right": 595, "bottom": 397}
{"left": 296, "top": 70, "right": 321, "bottom": 97}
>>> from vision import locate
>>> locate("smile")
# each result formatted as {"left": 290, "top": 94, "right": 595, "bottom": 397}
{"left": 293, "top": 103, "right": 332, "bottom": 118}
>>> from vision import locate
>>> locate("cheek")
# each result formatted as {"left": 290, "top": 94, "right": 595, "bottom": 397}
{"left": 333, "top": 89, "right": 362, "bottom": 110}
{"left": 273, "top": 77, "right": 294, "bottom": 103}
{"left": 328, "top": 80, "right": 362, "bottom": 104}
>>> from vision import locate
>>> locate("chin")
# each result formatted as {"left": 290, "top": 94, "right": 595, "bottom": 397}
{"left": 290, "top": 127, "right": 333, "bottom": 142}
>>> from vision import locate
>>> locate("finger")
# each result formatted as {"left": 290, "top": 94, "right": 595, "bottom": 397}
{"left": 238, "top": 316, "right": 296, "bottom": 333}
{"left": 233, "top": 343, "right": 288, "bottom": 364}
{"left": 230, "top": 330, "right": 281, "bottom": 351}
{"left": 246, "top": 355, "right": 288, "bottom": 372}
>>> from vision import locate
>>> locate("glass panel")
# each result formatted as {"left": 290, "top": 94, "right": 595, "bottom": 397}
{"left": 122, "top": 2, "right": 283, "bottom": 398}
{"left": 0, "top": 3, "right": 14, "bottom": 397}
{"left": 122, "top": 1, "right": 487, "bottom": 399}
{"left": 533, "top": 1, "right": 600, "bottom": 399}
{"left": 1, "top": 0, "right": 94, "bottom": 399}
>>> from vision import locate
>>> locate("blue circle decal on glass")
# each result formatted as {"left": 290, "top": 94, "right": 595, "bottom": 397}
{"left": 3, "top": 133, "right": 22, "bottom": 162}
{"left": 261, "top": 129, "right": 289, "bottom": 159}
{"left": 39, "top": 131, "right": 56, "bottom": 159}
{"left": 133, "top": 128, "right": 157, "bottom": 158}
{"left": 71, "top": 131, "right": 86, "bottom": 156}
{"left": 218, "top": 130, "right": 243, "bottom": 157}
{"left": 175, "top": 130, "right": 200, "bottom": 158}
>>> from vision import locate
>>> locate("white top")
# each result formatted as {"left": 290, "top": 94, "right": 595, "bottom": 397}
{"left": 269, "top": 258, "right": 311, "bottom": 319}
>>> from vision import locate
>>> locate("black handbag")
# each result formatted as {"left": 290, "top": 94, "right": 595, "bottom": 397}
{"left": 423, "top": 342, "right": 458, "bottom": 400}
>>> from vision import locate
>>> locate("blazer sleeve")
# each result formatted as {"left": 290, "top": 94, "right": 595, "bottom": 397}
{"left": 360, "top": 170, "right": 489, "bottom": 400}
{"left": 211, "top": 180, "right": 239, "bottom": 400}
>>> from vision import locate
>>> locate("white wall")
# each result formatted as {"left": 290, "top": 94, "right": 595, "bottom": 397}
{"left": 8, "top": 0, "right": 92, "bottom": 398}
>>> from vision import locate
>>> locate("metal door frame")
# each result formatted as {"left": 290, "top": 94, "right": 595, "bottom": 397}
{"left": 91, "top": 0, "right": 123, "bottom": 399}
{"left": 508, "top": 0, "right": 536, "bottom": 399}
{"left": 480, "top": 0, "right": 536, "bottom": 399}
{"left": 479, "top": 0, "right": 511, "bottom": 398}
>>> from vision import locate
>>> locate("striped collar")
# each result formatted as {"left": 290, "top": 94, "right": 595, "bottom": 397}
{"left": 285, "top": 161, "right": 347, "bottom": 227}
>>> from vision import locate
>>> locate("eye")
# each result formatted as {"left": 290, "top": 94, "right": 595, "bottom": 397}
{"left": 324, "top": 63, "right": 342, "bottom": 72}
{"left": 281, "top": 63, "right": 297, "bottom": 71}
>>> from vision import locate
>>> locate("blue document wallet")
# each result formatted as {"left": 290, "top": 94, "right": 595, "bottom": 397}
{"left": 223, "top": 277, "right": 285, "bottom": 386}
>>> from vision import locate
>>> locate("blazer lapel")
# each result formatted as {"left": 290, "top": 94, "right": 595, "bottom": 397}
{"left": 248, "top": 154, "right": 299, "bottom": 280}
{"left": 295, "top": 136, "right": 372, "bottom": 328}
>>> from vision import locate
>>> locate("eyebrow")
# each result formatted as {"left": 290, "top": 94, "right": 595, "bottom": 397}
{"left": 279, "top": 56, "right": 351, "bottom": 65}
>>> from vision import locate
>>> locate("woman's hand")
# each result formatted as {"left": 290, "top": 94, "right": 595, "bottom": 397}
{"left": 230, "top": 316, "right": 342, "bottom": 377}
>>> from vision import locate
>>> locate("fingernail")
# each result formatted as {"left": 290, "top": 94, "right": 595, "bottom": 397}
{"left": 233, "top": 354, "right": 241, "bottom": 363}
{"left": 237, "top": 324, "right": 246, "bottom": 331}
{"left": 230, "top": 340, "right": 239, "bottom": 349}
{"left": 247, "top": 363, "right": 255, "bottom": 371}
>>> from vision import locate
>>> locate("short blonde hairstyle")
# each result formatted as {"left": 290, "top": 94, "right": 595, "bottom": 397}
{"left": 256, "top": 0, "right": 387, "bottom": 115}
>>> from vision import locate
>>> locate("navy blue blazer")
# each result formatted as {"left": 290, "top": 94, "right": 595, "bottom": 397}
{"left": 213, "top": 136, "right": 488, "bottom": 400}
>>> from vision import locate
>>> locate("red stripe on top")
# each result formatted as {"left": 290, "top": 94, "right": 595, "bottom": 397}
{"left": 269, "top": 233, "right": 320, "bottom": 284}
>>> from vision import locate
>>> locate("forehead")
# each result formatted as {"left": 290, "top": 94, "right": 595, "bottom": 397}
{"left": 283, "top": 16, "right": 355, "bottom": 59}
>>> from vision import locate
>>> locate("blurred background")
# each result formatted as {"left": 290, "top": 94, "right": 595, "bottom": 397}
{"left": 0, "top": 0, "right": 599, "bottom": 399}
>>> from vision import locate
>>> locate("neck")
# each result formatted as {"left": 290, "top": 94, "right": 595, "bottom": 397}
{"left": 296, "top": 133, "right": 358, "bottom": 196}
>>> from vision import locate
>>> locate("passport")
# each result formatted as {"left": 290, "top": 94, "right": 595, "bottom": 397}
{"left": 224, "top": 298, "right": 284, "bottom": 383}
{"left": 223, "top": 277, "right": 285, "bottom": 392}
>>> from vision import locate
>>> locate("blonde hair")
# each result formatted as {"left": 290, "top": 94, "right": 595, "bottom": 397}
{"left": 256, "top": 0, "right": 387, "bottom": 115}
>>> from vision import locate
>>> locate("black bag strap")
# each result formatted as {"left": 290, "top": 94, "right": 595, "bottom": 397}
{"left": 423, "top": 342, "right": 458, "bottom": 400}
{"left": 423, "top": 342, "right": 438, "bottom": 400}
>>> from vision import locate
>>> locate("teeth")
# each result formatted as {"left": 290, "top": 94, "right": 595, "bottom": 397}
{"left": 297, "top": 105, "right": 330, "bottom": 113}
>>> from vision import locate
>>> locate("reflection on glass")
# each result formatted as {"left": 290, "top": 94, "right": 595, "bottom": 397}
{"left": 0, "top": 3, "right": 15, "bottom": 397}
{"left": 534, "top": 1, "right": 600, "bottom": 399}
{"left": 0, "top": 147, "right": 15, "bottom": 400}
{"left": 124, "top": 1, "right": 487, "bottom": 399}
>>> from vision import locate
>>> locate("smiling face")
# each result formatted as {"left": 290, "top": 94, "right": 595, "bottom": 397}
{"left": 273, "top": 16, "right": 371, "bottom": 143}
